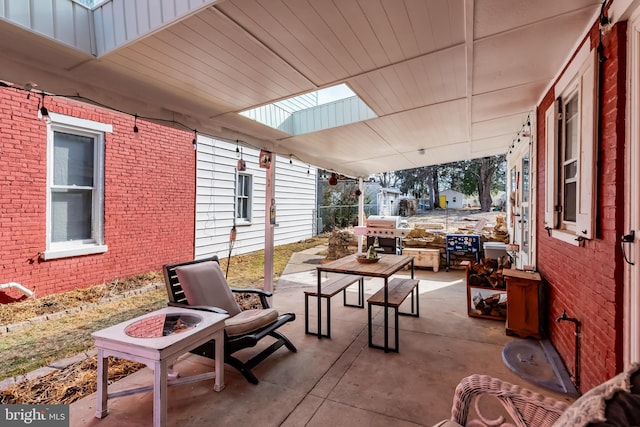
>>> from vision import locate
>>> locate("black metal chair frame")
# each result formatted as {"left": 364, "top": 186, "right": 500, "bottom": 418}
{"left": 162, "top": 256, "right": 297, "bottom": 384}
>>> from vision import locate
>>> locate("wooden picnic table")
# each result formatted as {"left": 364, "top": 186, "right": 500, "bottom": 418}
{"left": 316, "top": 254, "right": 414, "bottom": 352}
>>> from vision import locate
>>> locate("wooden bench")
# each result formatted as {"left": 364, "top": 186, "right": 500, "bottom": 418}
{"left": 367, "top": 277, "right": 419, "bottom": 352}
{"left": 304, "top": 274, "right": 364, "bottom": 338}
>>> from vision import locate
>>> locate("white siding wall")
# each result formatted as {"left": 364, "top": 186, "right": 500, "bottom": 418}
{"left": 0, "top": 0, "right": 218, "bottom": 57}
{"left": 0, "top": 0, "right": 94, "bottom": 54}
{"left": 292, "top": 96, "right": 376, "bottom": 135}
{"left": 92, "top": 0, "right": 216, "bottom": 56}
{"left": 195, "top": 135, "right": 316, "bottom": 260}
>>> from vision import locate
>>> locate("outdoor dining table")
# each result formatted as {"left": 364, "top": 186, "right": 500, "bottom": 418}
{"left": 316, "top": 253, "right": 414, "bottom": 352}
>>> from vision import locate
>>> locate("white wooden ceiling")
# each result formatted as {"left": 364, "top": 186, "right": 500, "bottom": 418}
{"left": 0, "top": 0, "right": 601, "bottom": 177}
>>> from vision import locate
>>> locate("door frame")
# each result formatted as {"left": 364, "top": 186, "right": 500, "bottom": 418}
{"left": 625, "top": 11, "right": 640, "bottom": 366}
{"left": 506, "top": 118, "right": 536, "bottom": 268}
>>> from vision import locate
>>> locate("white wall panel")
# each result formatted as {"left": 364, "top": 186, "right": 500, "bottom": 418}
{"left": 5, "top": 0, "right": 30, "bottom": 27}
{"left": 1, "top": 0, "right": 93, "bottom": 54}
{"left": 195, "top": 135, "right": 316, "bottom": 261}
{"left": 32, "top": 0, "right": 55, "bottom": 36}
{"left": 93, "top": 0, "right": 215, "bottom": 56}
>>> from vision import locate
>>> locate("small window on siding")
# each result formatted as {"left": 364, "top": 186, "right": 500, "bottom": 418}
{"left": 236, "top": 173, "right": 252, "bottom": 222}
{"left": 43, "top": 113, "right": 111, "bottom": 259}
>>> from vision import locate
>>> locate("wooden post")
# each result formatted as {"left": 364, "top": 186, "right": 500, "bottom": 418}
{"left": 358, "top": 177, "right": 364, "bottom": 253}
{"left": 264, "top": 158, "right": 275, "bottom": 294}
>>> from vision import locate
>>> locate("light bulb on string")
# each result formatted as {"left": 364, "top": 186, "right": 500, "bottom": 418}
{"left": 38, "top": 94, "right": 51, "bottom": 123}
{"left": 236, "top": 140, "right": 241, "bottom": 158}
{"left": 192, "top": 130, "right": 198, "bottom": 151}
{"left": 133, "top": 114, "right": 139, "bottom": 133}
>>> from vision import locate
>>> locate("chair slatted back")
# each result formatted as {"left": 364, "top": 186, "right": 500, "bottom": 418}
{"left": 162, "top": 256, "right": 219, "bottom": 304}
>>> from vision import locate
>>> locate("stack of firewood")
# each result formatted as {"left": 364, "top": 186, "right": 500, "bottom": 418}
{"left": 467, "top": 256, "right": 511, "bottom": 289}
{"left": 472, "top": 292, "right": 508, "bottom": 317}
{"left": 468, "top": 257, "right": 511, "bottom": 318}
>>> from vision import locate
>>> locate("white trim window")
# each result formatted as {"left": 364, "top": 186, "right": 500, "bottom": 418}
{"left": 544, "top": 46, "right": 598, "bottom": 245}
{"left": 236, "top": 172, "right": 252, "bottom": 223}
{"left": 42, "top": 113, "right": 111, "bottom": 260}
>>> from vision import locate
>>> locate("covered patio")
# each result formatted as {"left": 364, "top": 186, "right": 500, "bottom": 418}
{"left": 68, "top": 253, "right": 572, "bottom": 426}
{"left": 3, "top": 1, "right": 632, "bottom": 425}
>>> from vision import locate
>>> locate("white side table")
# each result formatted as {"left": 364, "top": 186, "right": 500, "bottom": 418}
{"left": 92, "top": 306, "right": 228, "bottom": 427}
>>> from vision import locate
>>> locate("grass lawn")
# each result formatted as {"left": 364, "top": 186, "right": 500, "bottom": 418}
{"left": 0, "top": 236, "right": 327, "bottom": 382}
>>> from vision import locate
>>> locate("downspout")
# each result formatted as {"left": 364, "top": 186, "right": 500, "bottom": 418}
{"left": 595, "top": 0, "right": 609, "bottom": 236}
{"left": 557, "top": 310, "right": 581, "bottom": 389}
{"left": 0, "top": 282, "right": 34, "bottom": 298}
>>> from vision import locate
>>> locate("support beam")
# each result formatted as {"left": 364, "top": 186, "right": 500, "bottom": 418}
{"left": 264, "top": 158, "right": 276, "bottom": 294}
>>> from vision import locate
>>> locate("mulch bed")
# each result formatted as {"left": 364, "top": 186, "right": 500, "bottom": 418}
{"left": 0, "top": 285, "right": 262, "bottom": 405}
{"left": 0, "top": 357, "right": 144, "bottom": 405}
{"left": 0, "top": 272, "right": 164, "bottom": 325}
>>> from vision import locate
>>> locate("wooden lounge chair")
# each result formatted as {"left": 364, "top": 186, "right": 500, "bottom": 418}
{"left": 162, "top": 257, "right": 297, "bottom": 384}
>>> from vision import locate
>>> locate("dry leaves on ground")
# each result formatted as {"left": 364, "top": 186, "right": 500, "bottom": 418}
{"left": 0, "top": 357, "right": 144, "bottom": 405}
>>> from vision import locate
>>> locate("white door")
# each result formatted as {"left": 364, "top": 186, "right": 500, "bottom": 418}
{"left": 626, "top": 13, "right": 640, "bottom": 366}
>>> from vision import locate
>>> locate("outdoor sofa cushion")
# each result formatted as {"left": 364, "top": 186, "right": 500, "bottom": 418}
{"left": 175, "top": 260, "right": 280, "bottom": 336}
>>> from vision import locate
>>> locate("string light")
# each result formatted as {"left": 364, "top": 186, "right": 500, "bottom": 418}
{"left": 0, "top": 80, "right": 320, "bottom": 164}
{"left": 508, "top": 113, "right": 533, "bottom": 154}
{"left": 38, "top": 94, "right": 50, "bottom": 123}
{"left": 192, "top": 130, "right": 198, "bottom": 151}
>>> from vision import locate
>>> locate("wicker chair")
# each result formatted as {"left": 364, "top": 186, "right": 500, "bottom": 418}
{"left": 434, "top": 362, "right": 640, "bottom": 427}
{"left": 433, "top": 374, "right": 569, "bottom": 427}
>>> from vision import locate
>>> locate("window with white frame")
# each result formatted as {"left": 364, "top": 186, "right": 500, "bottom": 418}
{"left": 43, "top": 113, "right": 111, "bottom": 259}
{"left": 544, "top": 45, "right": 597, "bottom": 244}
{"left": 236, "top": 173, "right": 252, "bottom": 222}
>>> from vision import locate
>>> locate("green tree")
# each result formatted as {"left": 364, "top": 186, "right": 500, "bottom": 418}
{"left": 318, "top": 172, "right": 361, "bottom": 231}
{"left": 440, "top": 155, "right": 506, "bottom": 211}
{"left": 395, "top": 155, "right": 506, "bottom": 212}
{"left": 395, "top": 166, "right": 440, "bottom": 208}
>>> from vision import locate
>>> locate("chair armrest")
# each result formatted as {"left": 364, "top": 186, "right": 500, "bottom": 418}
{"left": 450, "top": 374, "right": 569, "bottom": 427}
{"left": 167, "top": 301, "right": 228, "bottom": 315}
{"left": 231, "top": 288, "right": 273, "bottom": 308}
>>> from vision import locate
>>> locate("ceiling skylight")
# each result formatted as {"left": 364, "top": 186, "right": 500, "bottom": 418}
{"left": 239, "top": 84, "right": 376, "bottom": 136}
{"left": 72, "top": 0, "right": 108, "bottom": 9}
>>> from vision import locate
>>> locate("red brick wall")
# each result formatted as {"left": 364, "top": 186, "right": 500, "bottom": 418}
{"left": 536, "top": 22, "right": 626, "bottom": 392}
{"left": 0, "top": 87, "right": 195, "bottom": 300}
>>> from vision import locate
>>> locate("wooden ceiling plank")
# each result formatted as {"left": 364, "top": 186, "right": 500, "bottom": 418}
{"left": 217, "top": 0, "right": 332, "bottom": 85}
{"left": 359, "top": 0, "right": 403, "bottom": 63}
{"left": 283, "top": 0, "right": 354, "bottom": 77}
{"left": 186, "top": 10, "right": 313, "bottom": 94}
{"left": 310, "top": 0, "right": 374, "bottom": 73}
{"left": 334, "top": 0, "right": 389, "bottom": 68}
{"left": 120, "top": 40, "right": 258, "bottom": 106}
{"left": 381, "top": 0, "right": 419, "bottom": 59}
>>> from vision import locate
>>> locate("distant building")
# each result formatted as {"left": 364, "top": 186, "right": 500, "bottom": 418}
{"left": 440, "top": 189, "right": 465, "bottom": 209}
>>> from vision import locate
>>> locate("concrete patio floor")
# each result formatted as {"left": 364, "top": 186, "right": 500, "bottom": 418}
{"left": 69, "top": 248, "right": 574, "bottom": 426}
